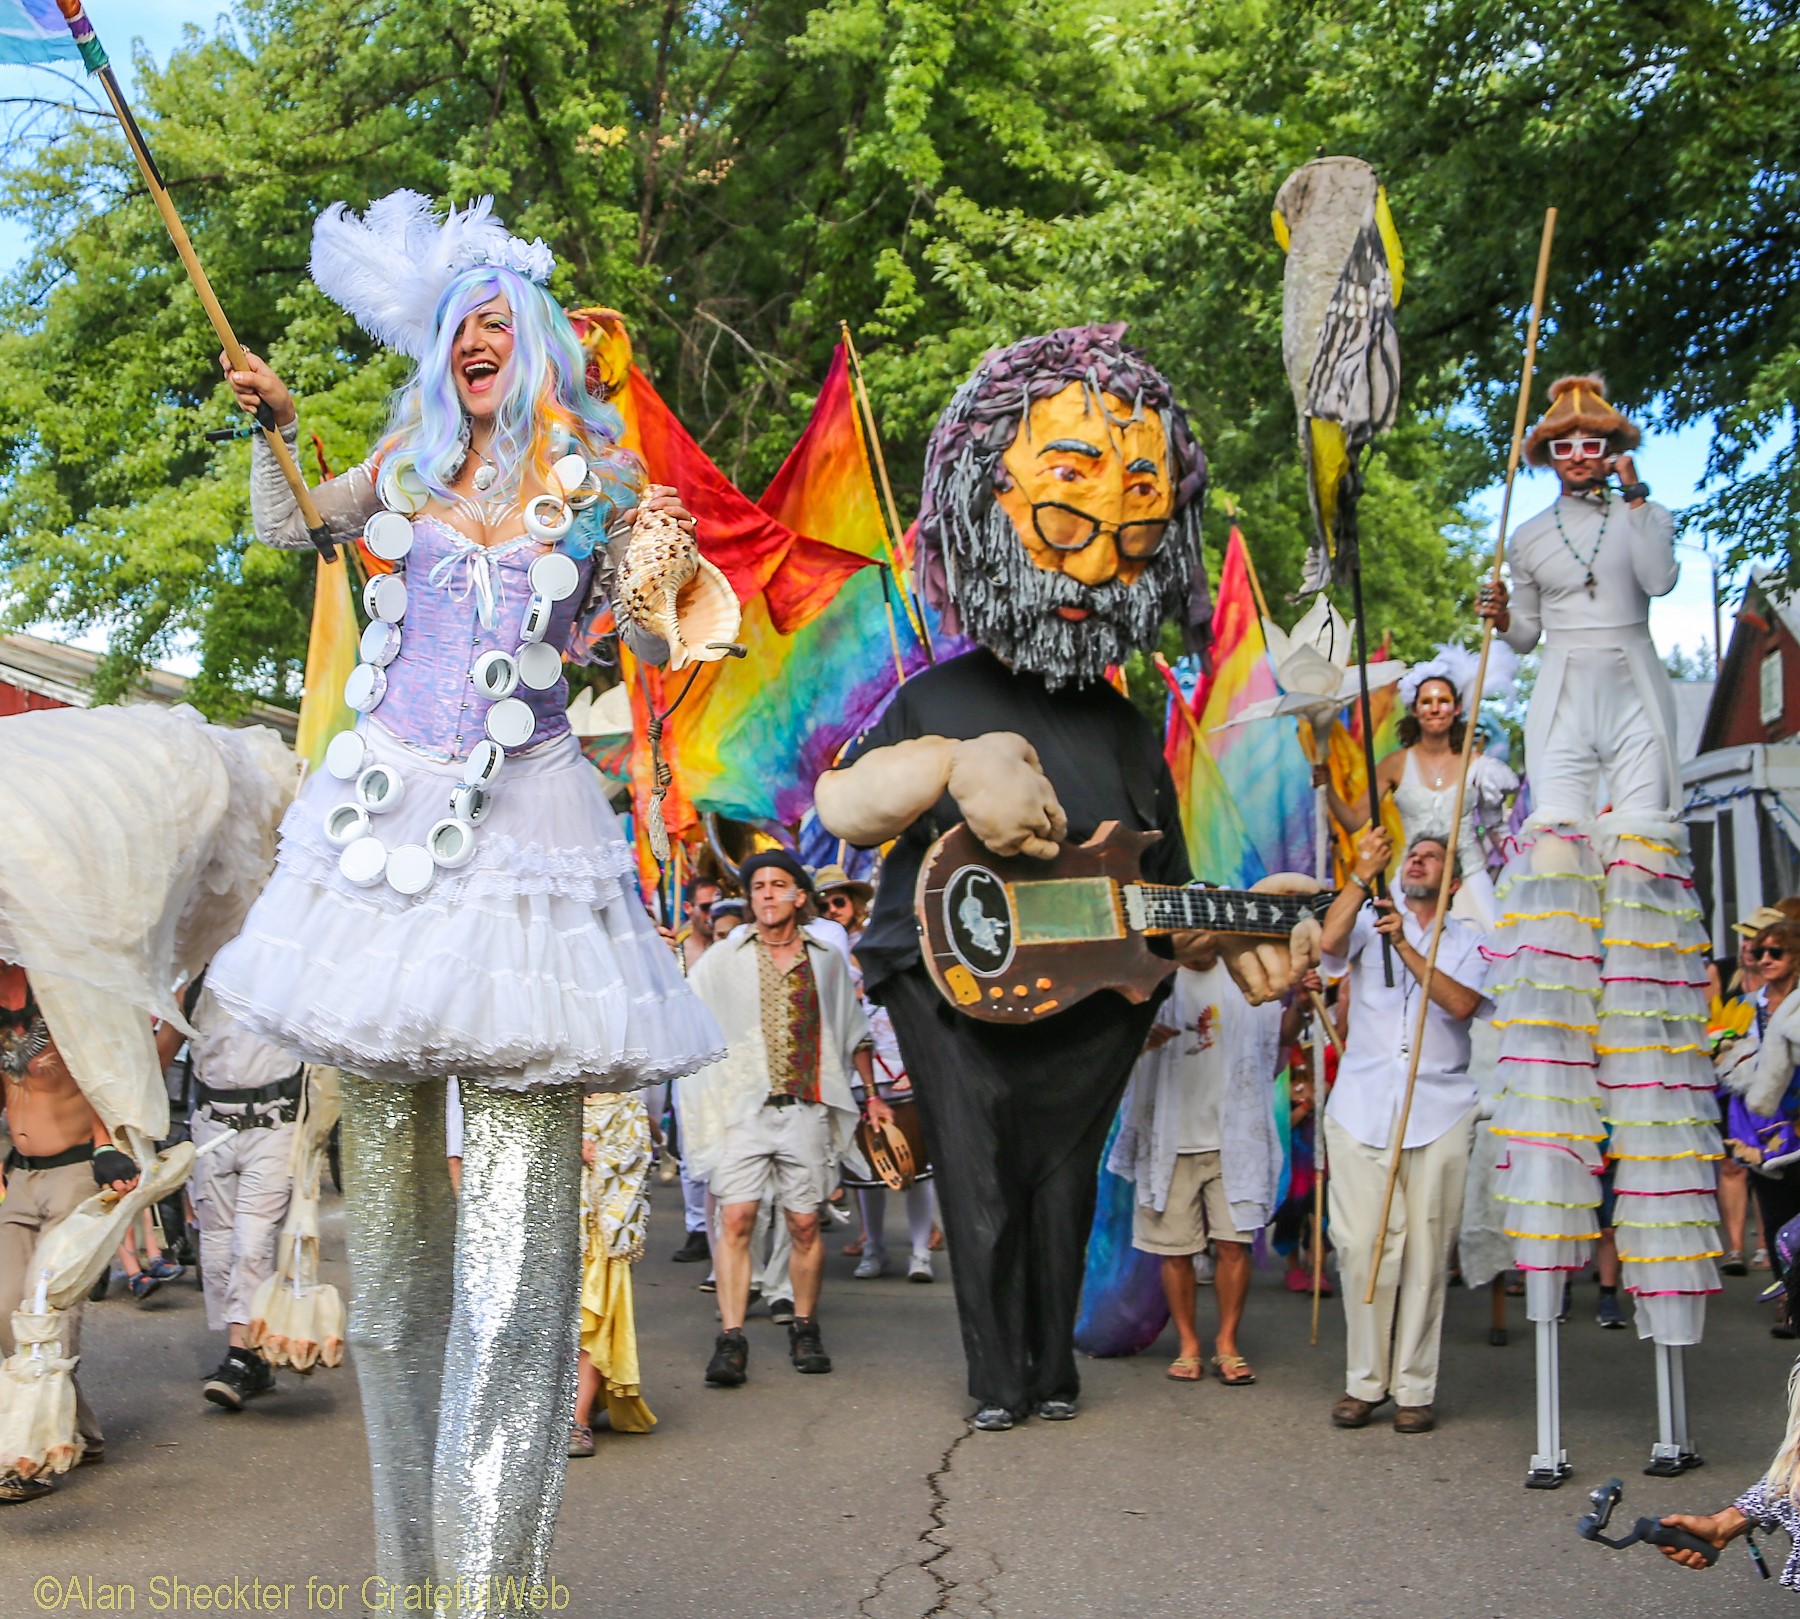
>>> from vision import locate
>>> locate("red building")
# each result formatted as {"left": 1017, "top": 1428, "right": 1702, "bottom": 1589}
{"left": 0, "top": 632, "right": 298, "bottom": 741}
{"left": 1684, "top": 577, "right": 1800, "bottom": 953}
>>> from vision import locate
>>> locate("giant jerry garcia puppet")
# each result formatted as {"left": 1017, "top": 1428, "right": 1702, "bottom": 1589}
{"left": 816, "top": 326, "right": 1317, "bottom": 1428}
{"left": 1477, "top": 377, "right": 1719, "bottom": 1483}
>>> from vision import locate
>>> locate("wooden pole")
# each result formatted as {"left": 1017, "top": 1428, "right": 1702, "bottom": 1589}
{"left": 1310, "top": 1018, "right": 1328, "bottom": 1346}
{"left": 61, "top": 6, "right": 335, "bottom": 559}
{"left": 1360, "top": 207, "right": 1557, "bottom": 1307}
{"left": 840, "top": 322, "right": 932, "bottom": 656}
{"left": 1308, "top": 989, "right": 1344, "bottom": 1053}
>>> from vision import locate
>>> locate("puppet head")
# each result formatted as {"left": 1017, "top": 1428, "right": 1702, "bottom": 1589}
{"left": 916, "top": 325, "right": 1208, "bottom": 688}
{"left": 1523, "top": 374, "right": 1641, "bottom": 468}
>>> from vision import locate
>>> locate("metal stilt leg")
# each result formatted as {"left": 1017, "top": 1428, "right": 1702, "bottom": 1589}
{"left": 1645, "top": 1342, "right": 1703, "bottom": 1477}
{"left": 1526, "top": 1273, "right": 1570, "bottom": 1488}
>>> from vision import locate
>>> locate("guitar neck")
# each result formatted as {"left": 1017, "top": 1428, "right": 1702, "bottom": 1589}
{"left": 1124, "top": 883, "right": 1326, "bottom": 938}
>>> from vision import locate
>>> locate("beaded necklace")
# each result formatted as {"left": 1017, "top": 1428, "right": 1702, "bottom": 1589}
{"left": 1551, "top": 493, "right": 1609, "bottom": 599}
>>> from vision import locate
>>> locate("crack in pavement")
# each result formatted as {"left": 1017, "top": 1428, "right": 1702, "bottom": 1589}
{"left": 856, "top": 1420, "right": 981, "bottom": 1619}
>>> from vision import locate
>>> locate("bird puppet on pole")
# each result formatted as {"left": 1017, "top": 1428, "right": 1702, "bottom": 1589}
{"left": 1274, "top": 155, "right": 1405, "bottom": 980}
{"left": 23, "top": 0, "right": 336, "bottom": 558}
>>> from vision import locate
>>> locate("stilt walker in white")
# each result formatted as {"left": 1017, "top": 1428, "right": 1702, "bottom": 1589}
{"left": 1480, "top": 373, "right": 1720, "bottom": 1486}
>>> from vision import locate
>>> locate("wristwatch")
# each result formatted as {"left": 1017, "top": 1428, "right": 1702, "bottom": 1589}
{"left": 1618, "top": 480, "right": 1650, "bottom": 502}
{"left": 1351, "top": 872, "right": 1374, "bottom": 894}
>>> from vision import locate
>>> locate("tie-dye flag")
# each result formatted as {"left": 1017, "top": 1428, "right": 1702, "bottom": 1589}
{"left": 0, "top": 0, "right": 79, "bottom": 64}
{"left": 1167, "top": 526, "right": 1317, "bottom": 887}
{"left": 628, "top": 343, "right": 958, "bottom": 836}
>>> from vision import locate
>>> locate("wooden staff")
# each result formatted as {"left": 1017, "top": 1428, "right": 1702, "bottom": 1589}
{"left": 1310, "top": 1015, "right": 1328, "bottom": 1346}
{"left": 55, "top": 1, "right": 335, "bottom": 559}
{"left": 1360, "top": 207, "right": 1557, "bottom": 1306}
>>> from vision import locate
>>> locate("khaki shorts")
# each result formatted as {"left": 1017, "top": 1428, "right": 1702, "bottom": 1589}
{"left": 1132, "top": 1151, "right": 1255, "bottom": 1254}
{"left": 709, "top": 1099, "right": 833, "bottom": 1213}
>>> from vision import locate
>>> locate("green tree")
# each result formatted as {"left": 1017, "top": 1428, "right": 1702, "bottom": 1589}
{"left": 0, "top": 0, "right": 1789, "bottom": 713}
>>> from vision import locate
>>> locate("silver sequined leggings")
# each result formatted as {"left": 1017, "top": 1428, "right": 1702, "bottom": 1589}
{"left": 340, "top": 1075, "right": 583, "bottom": 1605}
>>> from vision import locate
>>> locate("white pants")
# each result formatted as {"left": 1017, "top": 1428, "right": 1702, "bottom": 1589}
{"left": 1327, "top": 1109, "right": 1475, "bottom": 1407}
{"left": 190, "top": 1111, "right": 297, "bottom": 1333}
{"left": 1529, "top": 645, "right": 1670, "bottom": 821}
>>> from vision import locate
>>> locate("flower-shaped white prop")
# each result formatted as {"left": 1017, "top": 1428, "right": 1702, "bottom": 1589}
{"left": 1217, "top": 596, "right": 1406, "bottom": 732}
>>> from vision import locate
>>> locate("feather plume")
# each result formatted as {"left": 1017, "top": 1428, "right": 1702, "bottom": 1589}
{"left": 310, "top": 191, "right": 556, "bottom": 360}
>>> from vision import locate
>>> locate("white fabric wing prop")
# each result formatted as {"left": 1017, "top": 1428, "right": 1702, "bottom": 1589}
{"left": 0, "top": 703, "right": 295, "bottom": 1476}
{"left": 247, "top": 1067, "right": 345, "bottom": 1372}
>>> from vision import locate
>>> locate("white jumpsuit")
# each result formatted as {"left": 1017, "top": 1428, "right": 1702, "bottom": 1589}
{"left": 1501, "top": 492, "right": 1680, "bottom": 820}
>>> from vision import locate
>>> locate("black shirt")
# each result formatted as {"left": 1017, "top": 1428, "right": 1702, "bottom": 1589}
{"left": 839, "top": 649, "right": 1191, "bottom": 991}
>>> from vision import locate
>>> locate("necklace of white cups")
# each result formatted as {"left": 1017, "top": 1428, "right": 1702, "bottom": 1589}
{"left": 318, "top": 450, "right": 599, "bottom": 898}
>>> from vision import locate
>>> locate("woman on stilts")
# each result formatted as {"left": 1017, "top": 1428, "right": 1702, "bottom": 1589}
{"left": 207, "top": 192, "right": 722, "bottom": 1593}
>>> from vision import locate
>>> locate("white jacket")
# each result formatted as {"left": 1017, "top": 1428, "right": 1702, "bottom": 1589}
{"left": 1108, "top": 965, "right": 1284, "bottom": 1234}
{"left": 676, "top": 921, "right": 871, "bottom": 1183}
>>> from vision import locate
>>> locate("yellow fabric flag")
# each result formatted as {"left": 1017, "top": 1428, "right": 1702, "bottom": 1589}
{"left": 294, "top": 555, "right": 359, "bottom": 772}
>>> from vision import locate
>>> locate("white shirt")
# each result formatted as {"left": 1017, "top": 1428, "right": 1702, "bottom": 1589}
{"left": 1160, "top": 965, "right": 1232, "bottom": 1152}
{"left": 1501, "top": 493, "right": 1676, "bottom": 650}
{"left": 190, "top": 986, "right": 301, "bottom": 1094}
{"left": 1323, "top": 905, "right": 1489, "bottom": 1150}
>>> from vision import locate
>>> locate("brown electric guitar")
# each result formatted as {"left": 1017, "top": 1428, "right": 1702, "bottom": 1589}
{"left": 915, "top": 820, "right": 1331, "bottom": 1023}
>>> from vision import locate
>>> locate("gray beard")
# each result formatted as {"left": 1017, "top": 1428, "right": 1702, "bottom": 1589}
{"left": 946, "top": 502, "right": 1177, "bottom": 689}
{"left": 1400, "top": 882, "right": 1442, "bottom": 903}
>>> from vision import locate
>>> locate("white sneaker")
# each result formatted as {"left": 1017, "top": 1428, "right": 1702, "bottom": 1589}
{"left": 853, "top": 1250, "right": 888, "bottom": 1279}
{"left": 908, "top": 1252, "right": 934, "bottom": 1283}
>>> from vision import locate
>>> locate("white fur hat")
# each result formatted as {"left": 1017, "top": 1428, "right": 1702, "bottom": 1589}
{"left": 1398, "top": 639, "right": 1518, "bottom": 711}
{"left": 310, "top": 191, "right": 555, "bottom": 361}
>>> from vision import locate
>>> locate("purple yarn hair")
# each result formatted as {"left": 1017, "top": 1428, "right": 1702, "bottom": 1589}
{"left": 916, "top": 324, "right": 1210, "bottom": 683}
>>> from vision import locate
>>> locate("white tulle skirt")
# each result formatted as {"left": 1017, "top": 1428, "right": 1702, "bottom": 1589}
{"left": 209, "top": 721, "right": 723, "bottom": 1093}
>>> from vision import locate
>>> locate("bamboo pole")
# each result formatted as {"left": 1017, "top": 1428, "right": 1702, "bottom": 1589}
{"left": 1360, "top": 207, "right": 1557, "bottom": 1306}
{"left": 57, "top": 2, "right": 336, "bottom": 559}
{"left": 1309, "top": 1016, "right": 1328, "bottom": 1346}
{"left": 840, "top": 321, "right": 932, "bottom": 655}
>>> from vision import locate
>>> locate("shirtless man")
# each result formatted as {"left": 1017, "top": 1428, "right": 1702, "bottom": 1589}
{"left": 0, "top": 961, "right": 175, "bottom": 1503}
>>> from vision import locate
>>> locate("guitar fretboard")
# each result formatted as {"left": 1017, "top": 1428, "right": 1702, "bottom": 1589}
{"left": 1123, "top": 884, "right": 1331, "bottom": 937}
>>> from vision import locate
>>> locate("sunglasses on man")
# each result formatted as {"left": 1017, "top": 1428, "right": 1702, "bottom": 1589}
{"left": 1548, "top": 437, "right": 1609, "bottom": 462}
{"left": 824, "top": 893, "right": 856, "bottom": 911}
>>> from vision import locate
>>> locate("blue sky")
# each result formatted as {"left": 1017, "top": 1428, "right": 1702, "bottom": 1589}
{"left": 0, "top": 5, "right": 1769, "bottom": 674}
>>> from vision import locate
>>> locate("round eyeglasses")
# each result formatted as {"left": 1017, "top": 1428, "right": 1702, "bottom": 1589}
{"left": 1031, "top": 501, "right": 1170, "bottom": 560}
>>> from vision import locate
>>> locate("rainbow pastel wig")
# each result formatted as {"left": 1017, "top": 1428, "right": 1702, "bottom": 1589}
{"left": 378, "top": 263, "right": 642, "bottom": 551}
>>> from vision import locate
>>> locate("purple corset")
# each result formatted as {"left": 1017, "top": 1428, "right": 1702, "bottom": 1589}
{"left": 372, "top": 517, "right": 592, "bottom": 761}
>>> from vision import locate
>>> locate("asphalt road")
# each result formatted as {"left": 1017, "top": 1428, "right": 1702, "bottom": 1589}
{"left": 5, "top": 1186, "right": 1795, "bottom": 1619}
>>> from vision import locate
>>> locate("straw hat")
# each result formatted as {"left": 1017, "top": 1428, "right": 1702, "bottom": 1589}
{"left": 811, "top": 863, "right": 874, "bottom": 904}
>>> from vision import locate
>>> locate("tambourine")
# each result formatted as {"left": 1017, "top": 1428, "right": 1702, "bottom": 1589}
{"left": 855, "top": 1114, "right": 917, "bottom": 1191}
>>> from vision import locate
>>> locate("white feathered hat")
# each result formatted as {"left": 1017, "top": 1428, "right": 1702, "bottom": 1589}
{"left": 310, "top": 191, "right": 556, "bottom": 361}
{"left": 1398, "top": 639, "right": 1518, "bottom": 711}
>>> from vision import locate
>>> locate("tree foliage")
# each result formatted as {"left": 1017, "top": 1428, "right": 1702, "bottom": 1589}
{"left": 0, "top": 0, "right": 1790, "bottom": 712}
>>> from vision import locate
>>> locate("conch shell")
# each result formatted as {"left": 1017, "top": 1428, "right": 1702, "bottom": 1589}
{"left": 615, "top": 507, "right": 741, "bottom": 672}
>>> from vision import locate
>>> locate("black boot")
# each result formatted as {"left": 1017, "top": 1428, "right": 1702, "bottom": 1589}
{"left": 788, "top": 1316, "right": 832, "bottom": 1374}
{"left": 704, "top": 1329, "right": 749, "bottom": 1386}
{"left": 672, "top": 1229, "right": 711, "bottom": 1264}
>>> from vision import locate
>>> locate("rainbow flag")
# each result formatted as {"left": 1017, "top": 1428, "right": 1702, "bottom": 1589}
{"left": 1168, "top": 527, "right": 1316, "bottom": 887}
{"left": 629, "top": 343, "right": 955, "bottom": 834}
{"left": 0, "top": 1, "right": 79, "bottom": 64}
{"left": 294, "top": 552, "right": 359, "bottom": 772}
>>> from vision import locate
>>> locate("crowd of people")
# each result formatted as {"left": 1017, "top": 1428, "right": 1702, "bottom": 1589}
{"left": 5, "top": 183, "right": 1800, "bottom": 1599}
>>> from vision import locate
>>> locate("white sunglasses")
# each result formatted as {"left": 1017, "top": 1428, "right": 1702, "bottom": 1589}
{"left": 1548, "top": 437, "right": 1608, "bottom": 461}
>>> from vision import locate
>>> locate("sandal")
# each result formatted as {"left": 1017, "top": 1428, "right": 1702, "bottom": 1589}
{"left": 1212, "top": 1354, "right": 1257, "bottom": 1387}
{"left": 1165, "top": 1355, "right": 1204, "bottom": 1382}
{"left": 125, "top": 1272, "right": 161, "bottom": 1302}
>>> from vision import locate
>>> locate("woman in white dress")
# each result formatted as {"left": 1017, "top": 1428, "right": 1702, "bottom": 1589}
{"left": 1324, "top": 643, "right": 1515, "bottom": 929}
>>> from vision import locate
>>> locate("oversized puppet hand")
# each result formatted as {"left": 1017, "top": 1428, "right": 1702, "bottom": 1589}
{"left": 946, "top": 733, "right": 1068, "bottom": 861}
{"left": 1172, "top": 874, "right": 1326, "bottom": 1005}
